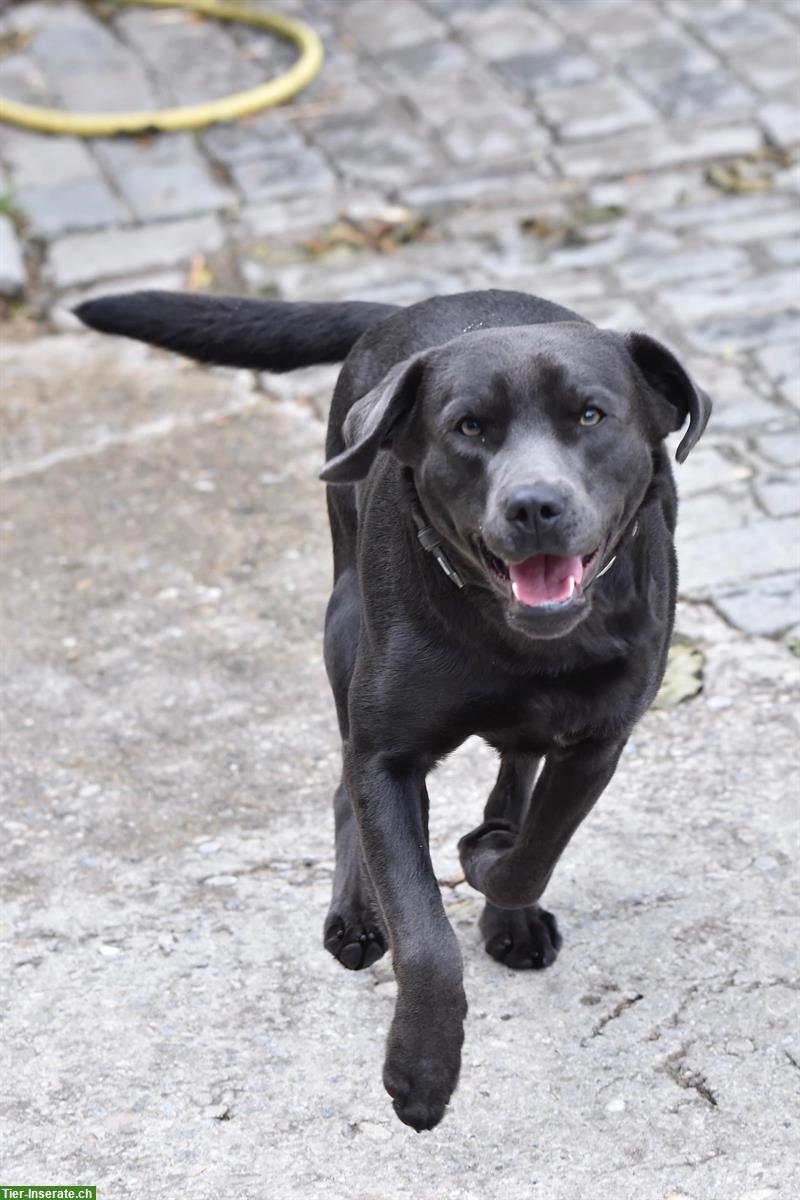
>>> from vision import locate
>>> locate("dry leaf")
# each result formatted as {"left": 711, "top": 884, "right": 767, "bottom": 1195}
{"left": 653, "top": 643, "right": 705, "bottom": 709}
{"left": 186, "top": 255, "right": 213, "bottom": 292}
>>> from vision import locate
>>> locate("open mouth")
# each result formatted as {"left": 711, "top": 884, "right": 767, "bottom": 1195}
{"left": 479, "top": 539, "right": 600, "bottom": 608}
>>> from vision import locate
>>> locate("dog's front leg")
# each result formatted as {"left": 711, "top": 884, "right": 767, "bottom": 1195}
{"left": 346, "top": 746, "right": 466, "bottom": 1131}
{"left": 459, "top": 736, "right": 626, "bottom": 910}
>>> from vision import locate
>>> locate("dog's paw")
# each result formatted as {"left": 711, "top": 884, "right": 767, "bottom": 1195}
{"left": 324, "top": 911, "right": 387, "bottom": 970}
{"left": 457, "top": 818, "right": 517, "bottom": 894}
{"left": 480, "top": 901, "right": 562, "bottom": 970}
{"left": 383, "top": 1004, "right": 465, "bottom": 1132}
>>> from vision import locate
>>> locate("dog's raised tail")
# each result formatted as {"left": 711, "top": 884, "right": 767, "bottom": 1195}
{"left": 74, "top": 291, "right": 400, "bottom": 373}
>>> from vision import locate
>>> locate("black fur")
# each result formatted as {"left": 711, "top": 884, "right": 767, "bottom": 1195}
{"left": 75, "top": 292, "right": 398, "bottom": 373}
{"left": 75, "top": 287, "right": 711, "bottom": 1133}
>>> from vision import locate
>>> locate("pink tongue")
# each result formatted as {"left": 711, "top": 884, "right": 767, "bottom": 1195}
{"left": 509, "top": 554, "right": 584, "bottom": 606}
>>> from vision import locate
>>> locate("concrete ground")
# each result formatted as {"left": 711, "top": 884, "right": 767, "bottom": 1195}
{"left": 1, "top": 1, "right": 799, "bottom": 1198}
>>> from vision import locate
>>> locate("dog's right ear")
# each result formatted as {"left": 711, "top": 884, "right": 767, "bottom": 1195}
{"left": 319, "top": 355, "right": 426, "bottom": 485}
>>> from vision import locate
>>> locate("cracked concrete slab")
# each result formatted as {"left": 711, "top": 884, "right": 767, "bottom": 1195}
{"left": 1, "top": 340, "right": 798, "bottom": 1200}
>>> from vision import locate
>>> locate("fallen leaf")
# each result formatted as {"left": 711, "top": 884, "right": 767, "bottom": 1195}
{"left": 0, "top": 30, "right": 33, "bottom": 56}
{"left": 186, "top": 255, "right": 213, "bottom": 292}
{"left": 301, "top": 213, "right": 430, "bottom": 259}
{"left": 653, "top": 643, "right": 705, "bottom": 709}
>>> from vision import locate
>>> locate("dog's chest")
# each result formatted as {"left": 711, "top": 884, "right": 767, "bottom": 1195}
{"left": 470, "top": 664, "right": 628, "bottom": 753}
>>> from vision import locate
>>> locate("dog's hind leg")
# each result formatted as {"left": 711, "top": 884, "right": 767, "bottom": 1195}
{"left": 322, "top": 568, "right": 388, "bottom": 970}
{"left": 460, "top": 737, "right": 627, "bottom": 926}
{"left": 477, "top": 753, "right": 563, "bottom": 970}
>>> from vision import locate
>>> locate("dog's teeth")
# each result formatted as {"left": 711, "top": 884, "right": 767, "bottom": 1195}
{"left": 512, "top": 581, "right": 520, "bottom": 601}
{"left": 566, "top": 576, "right": 575, "bottom": 598}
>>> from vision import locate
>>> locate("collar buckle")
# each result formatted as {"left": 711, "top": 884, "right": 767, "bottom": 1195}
{"left": 405, "top": 469, "right": 465, "bottom": 589}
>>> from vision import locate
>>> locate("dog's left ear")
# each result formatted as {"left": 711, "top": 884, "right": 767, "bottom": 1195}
{"left": 319, "top": 353, "right": 426, "bottom": 484}
{"left": 626, "top": 332, "right": 712, "bottom": 463}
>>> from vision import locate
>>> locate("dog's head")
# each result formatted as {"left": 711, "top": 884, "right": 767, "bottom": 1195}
{"left": 321, "top": 324, "right": 711, "bottom": 639}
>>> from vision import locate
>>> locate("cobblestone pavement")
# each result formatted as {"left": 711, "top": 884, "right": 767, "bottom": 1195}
{"left": 1, "top": 1, "right": 799, "bottom": 1198}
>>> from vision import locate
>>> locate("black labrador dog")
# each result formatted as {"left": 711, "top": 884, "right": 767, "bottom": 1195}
{"left": 77, "top": 288, "right": 711, "bottom": 1131}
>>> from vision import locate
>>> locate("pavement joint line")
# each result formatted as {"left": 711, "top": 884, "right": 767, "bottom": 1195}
{"left": 0, "top": 389, "right": 263, "bottom": 483}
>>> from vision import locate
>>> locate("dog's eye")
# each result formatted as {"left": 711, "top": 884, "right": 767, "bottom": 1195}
{"left": 458, "top": 416, "right": 482, "bottom": 437}
{"left": 579, "top": 406, "right": 604, "bottom": 427}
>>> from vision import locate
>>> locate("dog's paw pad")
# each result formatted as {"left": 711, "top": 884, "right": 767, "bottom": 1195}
{"left": 480, "top": 903, "right": 562, "bottom": 971}
{"left": 324, "top": 916, "right": 386, "bottom": 971}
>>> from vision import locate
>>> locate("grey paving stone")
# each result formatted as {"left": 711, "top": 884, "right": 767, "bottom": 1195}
{"left": 91, "top": 132, "right": 196, "bottom": 175}
{"left": 765, "top": 236, "right": 800, "bottom": 266}
{"left": 114, "top": 8, "right": 265, "bottom": 107}
{"left": 679, "top": 3, "right": 793, "bottom": 51}
{"left": 202, "top": 113, "right": 299, "bottom": 168}
{"left": 755, "top": 340, "right": 800, "bottom": 408}
{"left": 429, "top": 92, "right": 548, "bottom": 166}
{"left": 424, "top": 0, "right": 496, "bottom": 12}
{"left": 714, "top": 572, "right": 800, "bottom": 635}
{"left": 774, "top": 160, "right": 800, "bottom": 193}
{"left": 623, "top": 29, "right": 760, "bottom": 121}
{"left": 453, "top": 5, "right": 563, "bottom": 61}
{"left": 241, "top": 188, "right": 388, "bottom": 239}
{"left": 757, "top": 430, "right": 800, "bottom": 468}
{"left": 0, "top": 129, "right": 100, "bottom": 190}
{"left": 729, "top": 38, "right": 800, "bottom": 94}
{"left": 703, "top": 208, "right": 799, "bottom": 242}
{"left": 690, "top": 310, "right": 800, "bottom": 353}
{"left": 499, "top": 268, "right": 608, "bottom": 307}
{"left": 29, "top": 5, "right": 156, "bottom": 112}
{"left": 230, "top": 127, "right": 336, "bottom": 203}
{"left": 115, "top": 159, "right": 234, "bottom": 223}
{"left": 755, "top": 471, "right": 800, "bottom": 518}
{"left": 588, "top": 169, "right": 717, "bottom": 215}
{"left": 661, "top": 270, "right": 800, "bottom": 321}
{"left": 553, "top": 121, "right": 762, "bottom": 180}
{"left": 493, "top": 47, "right": 602, "bottom": 96}
{"left": 400, "top": 168, "right": 556, "bottom": 212}
{"left": 655, "top": 190, "right": 792, "bottom": 230}
{"left": 537, "top": 76, "right": 656, "bottom": 140}
{"left": 244, "top": 241, "right": 470, "bottom": 304}
{"left": 296, "top": 52, "right": 386, "bottom": 116}
{"left": 708, "top": 392, "right": 782, "bottom": 432}
{"left": 303, "top": 108, "right": 439, "bottom": 189}
{"left": 47, "top": 216, "right": 226, "bottom": 290}
{"left": 0, "top": 50, "right": 53, "bottom": 106}
{"left": 575, "top": 296, "right": 651, "bottom": 331}
{"left": 676, "top": 487, "right": 761, "bottom": 539}
{"left": 381, "top": 40, "right": 549, "bottom": 165}
{"left": 0, "top": 213, "right": 26, "bottom": 296}
{"left": 17, "top": 178, "right": 125, "bottom": 239}
{"left": 677, "top": 518, "right": 798, "bottom": 592}
{"left": 342, "top": 0, "right": 446, "bottom": 49}
{"left": 92, "top": 133, "right": 235, "bottom": 221}
{"left": 644, "top": 69, "right": 755, "bottom": 121}
{"left": 552, "top": 0, "right": 674, "bottom": 48}
{"left": 615, "top": 245, "right": 750, "bottom": 289}
{"left": 550, "top": 225, "right": 680, "bottom": 270}
{"left": 761, "top": 102, "right": 800, "bottom": 147}
{"left": 675, "top": 445, "right": 752, "bottom": 499}
{"left": 623, "top": 34, "right": 717, "bottom": 88}
{"left": 0, "top": 2, "right": 71, "bottom": 36}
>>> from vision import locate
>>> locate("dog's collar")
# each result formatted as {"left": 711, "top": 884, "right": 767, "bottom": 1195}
{"left": 404, "top": 469, "right": 465, "bottom": 589}
{"left": 586, "top": 519, "right": 639, "bottom": 587}
{"left": 404, "top": 468, "right": 638, "bottom": 593}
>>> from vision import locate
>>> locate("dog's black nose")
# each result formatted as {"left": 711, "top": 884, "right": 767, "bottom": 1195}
{"left": 504, "top": 485, "right": 565, "bottom": 532}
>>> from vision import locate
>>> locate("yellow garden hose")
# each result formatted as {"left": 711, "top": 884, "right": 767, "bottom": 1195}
{"left": 0, "top": 0, "right": 324, "bottom": 136}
